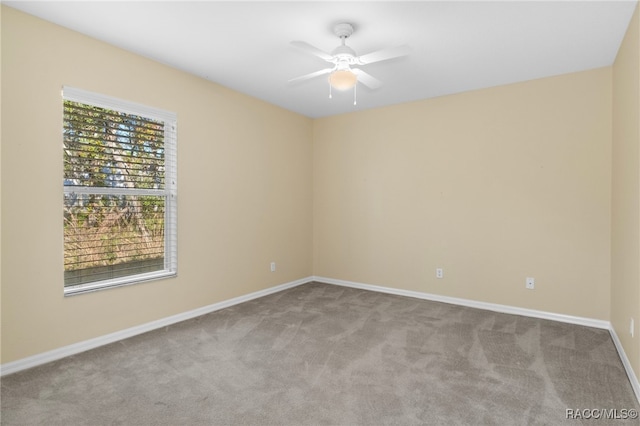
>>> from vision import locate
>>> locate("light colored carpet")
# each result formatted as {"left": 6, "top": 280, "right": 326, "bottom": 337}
{"left": 1, "top": 282, "right": 638, "bottom": 425}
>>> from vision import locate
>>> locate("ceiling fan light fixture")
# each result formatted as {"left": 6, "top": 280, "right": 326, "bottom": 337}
{"left": 290, "top": 21, "right": 409, "bottom": 102}
{"left": 329, "top": 69, "right": 357, "bottom": 90}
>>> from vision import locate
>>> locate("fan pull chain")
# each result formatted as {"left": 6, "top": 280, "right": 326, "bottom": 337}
{"left": 353, "top": 83, "right": 357, "bottom": 105}
{"left": 329, "top": 81, "right": 332, "bottom": 99}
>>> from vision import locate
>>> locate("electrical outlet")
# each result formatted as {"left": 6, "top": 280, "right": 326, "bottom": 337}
{"left": 270, "top": 262, "right": 276, "bottom": 272}
{"left": 436, "top": 268, "right": 443, "bottom": 279}
{"left": 526, "top": 277, "right": 535, "bottom": 290}
{"left": 631, "top": 318, "right": 635, "bottom": 338}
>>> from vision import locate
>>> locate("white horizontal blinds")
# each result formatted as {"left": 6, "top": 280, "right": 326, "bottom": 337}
{"left": 63, "top": 194, "right": 167, "bottom": 286}
{"left": 63, "top": 87, "right": 177, "bottom": 293}
{"left": 63, "top": 86, "right": 176, "bottom": 124}
{"left": 64, "top": 102, "right": 166, "bottom": 192}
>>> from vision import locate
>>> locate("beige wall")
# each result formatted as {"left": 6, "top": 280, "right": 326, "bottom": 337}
{"left": 314, "top": 68, "right": 612, "bottom": 320}
{"left": 1, "top": 4, "right": 635, "bottom": 380}
{"left": 0, "top": 7, "right": 313, "bottom": 363}
{"left": 612, "top": 4, "right": 640, "bottom": 382}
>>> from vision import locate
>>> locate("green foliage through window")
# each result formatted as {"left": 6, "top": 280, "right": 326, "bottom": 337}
{"left": 63, "top": 93, "right": 176, "bottom": 291}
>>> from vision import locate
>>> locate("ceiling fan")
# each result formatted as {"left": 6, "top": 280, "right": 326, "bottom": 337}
{"left": 289, "top": 23, "right": 410, "bottom": 100}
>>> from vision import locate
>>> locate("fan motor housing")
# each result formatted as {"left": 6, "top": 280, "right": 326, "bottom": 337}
{"left": 331, "top": 23, "right": 358, "bottom": 64}
{"left": 332, "top": 44, "right": 356, "bottom": 58}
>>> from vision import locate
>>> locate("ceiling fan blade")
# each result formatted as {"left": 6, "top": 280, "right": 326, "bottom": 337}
{"left": 352, "top": 69, "right": 382, "bottom": 90}
{"left": 357, "top": 45, "right": 411, "bottom": 65}
{"left": 290, "top": 41, "right": 334, "bottom": 62}
{"left": 288, "top": 68, "right": 333, "bottom": 84}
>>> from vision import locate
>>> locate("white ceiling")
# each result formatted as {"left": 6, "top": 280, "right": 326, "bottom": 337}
{"left": 5, "top": 1, "right": 638, "bottom": 118}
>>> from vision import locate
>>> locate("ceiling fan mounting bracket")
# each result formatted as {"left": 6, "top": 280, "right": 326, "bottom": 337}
{"left": 333, "top": 23, "right": 354, "bottom": 39}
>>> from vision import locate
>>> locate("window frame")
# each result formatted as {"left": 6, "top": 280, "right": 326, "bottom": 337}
{"left": 62, "top": 86, "right": 177, "bottom": 296}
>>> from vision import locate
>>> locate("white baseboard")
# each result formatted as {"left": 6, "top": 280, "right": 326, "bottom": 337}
{"left": 0, "top": 276, "right": 312, "bottom": 377}
{"left": 313, "top": 275, "right": 639, "bottom": 404}
{"left": 314, "top": 276, "right": 610, "bottom": 329}
{"left": 4, "top": 275, "right": 639, "bottom": 405}
{"left": 609, "top": 325, "right": 640, "bottom": 404}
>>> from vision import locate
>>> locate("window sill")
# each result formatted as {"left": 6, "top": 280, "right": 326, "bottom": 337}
{"left": 64, "top": 270, "right": 177, "bottom": 296}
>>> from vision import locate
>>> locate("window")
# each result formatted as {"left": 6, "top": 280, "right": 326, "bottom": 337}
{"left": 63, "top": 87, "right": 177, "bottom": 295}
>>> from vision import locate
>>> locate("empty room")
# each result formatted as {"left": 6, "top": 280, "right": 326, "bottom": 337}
{"left": 1, "top": 1, "right": 640, "bottom": 424}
